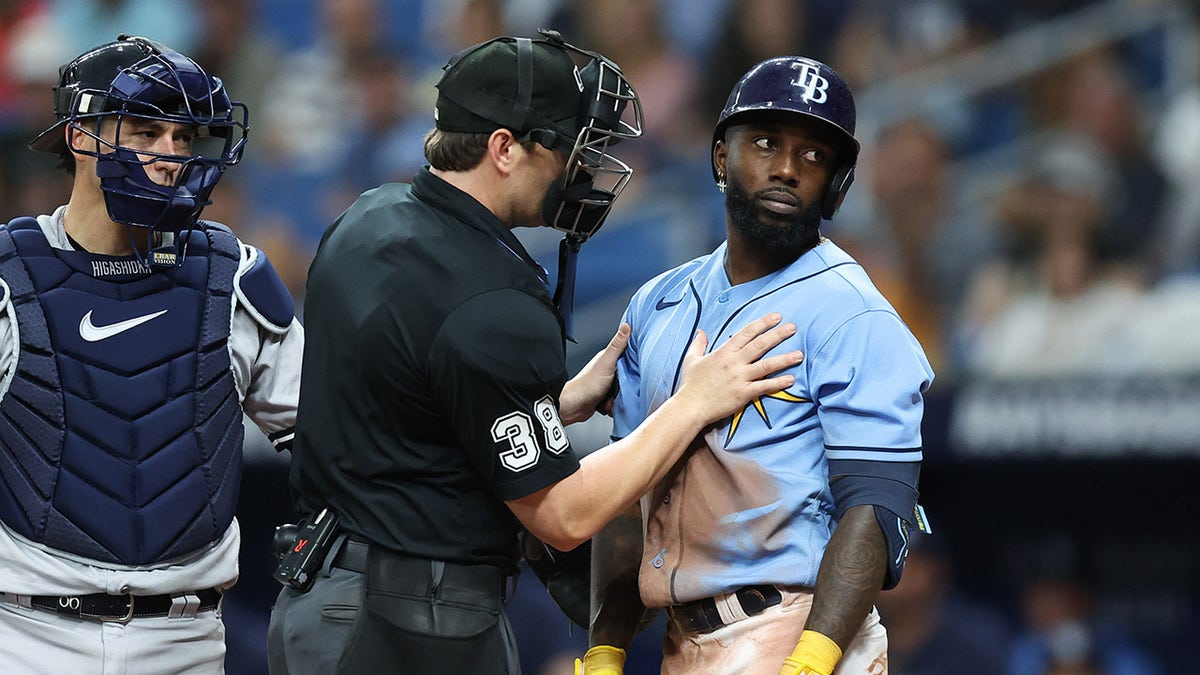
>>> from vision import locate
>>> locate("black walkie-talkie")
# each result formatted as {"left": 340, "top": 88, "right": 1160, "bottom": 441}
{"left": 272, "top": 508, "right": 340, "bottom": 591}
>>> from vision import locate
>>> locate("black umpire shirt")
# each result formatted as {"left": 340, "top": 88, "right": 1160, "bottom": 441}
{"left": 291, "top": 167, "right": 580, "bottom": 569}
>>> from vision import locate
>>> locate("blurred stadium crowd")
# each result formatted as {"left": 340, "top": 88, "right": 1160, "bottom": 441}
{"left": 2, "top": 0, "right": 1198, "bottom": 673}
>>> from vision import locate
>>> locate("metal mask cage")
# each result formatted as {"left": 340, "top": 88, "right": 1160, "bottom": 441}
{"left": 546, "top": 55, "right": 645, "bottom": 241}
{"left": 66, "top": 89, "right": 248, "bottom": 167}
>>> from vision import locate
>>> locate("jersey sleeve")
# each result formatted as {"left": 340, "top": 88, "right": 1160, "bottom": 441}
{"left": 224, "top": 235, "right": 302, "bottom": 451}
{"left": 429, "top": 288, "right": 579, "bottom": 502}
{"left": 230, "top": 306, "right": 303, "bottom": 453}
{"left": 811, "top": 309, "right": 933, "bottom": 462}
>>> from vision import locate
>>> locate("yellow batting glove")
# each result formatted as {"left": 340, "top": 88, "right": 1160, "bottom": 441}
{"left": 574, "top": 645, "right": 626, "bottom": 675}
{"left": 779, "top": 630, "right": 842, "bottom": 675}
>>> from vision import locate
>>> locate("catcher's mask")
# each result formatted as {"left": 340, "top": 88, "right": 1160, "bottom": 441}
{"left": 713, "top": 56, "right": 859, "bottom": 220}
{"left": 31, "top": 34, "right": 248, "bottom": 267}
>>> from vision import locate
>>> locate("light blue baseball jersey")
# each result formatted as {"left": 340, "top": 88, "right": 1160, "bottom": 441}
{"left": 612, "top": 239, "right": 933, "bottom": 607}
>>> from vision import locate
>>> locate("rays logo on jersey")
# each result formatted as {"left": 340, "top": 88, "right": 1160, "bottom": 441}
{"left": 726, "top": 388, "right": 809, "bottom": 446}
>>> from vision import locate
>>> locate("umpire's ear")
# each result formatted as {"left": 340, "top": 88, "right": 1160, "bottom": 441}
{"left": 486, "top": 127, "right": 521, "bottom": 177}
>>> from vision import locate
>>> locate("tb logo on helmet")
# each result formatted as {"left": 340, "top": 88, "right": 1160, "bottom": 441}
{"left": 790, "top": 60, "right": 829, "bottom": 105}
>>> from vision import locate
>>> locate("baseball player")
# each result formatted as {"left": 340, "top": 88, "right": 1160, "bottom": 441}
{"left": 0, "top": 35, "right": 302, "bottom": 673}
{"left": 581, "top": 57, "right": 934, "bottom": 675}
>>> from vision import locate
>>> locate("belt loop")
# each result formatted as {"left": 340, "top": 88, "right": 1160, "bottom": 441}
{"left": 168, "top": 593, "right": 201, "bottom": 620}
{"left": 714, "top": 591, "right": 750, "bottom": 626}
{"left": 322, "top": 533, "right": 349, "bottom": 578}
{"left": 430, "top": 560, "right": 446, "bottom": 594}
{"left": 3, "top": 593, "right": 32, "bottom": 610}
{"left": 504, "top": 566, "right": 519, "bottom": 605}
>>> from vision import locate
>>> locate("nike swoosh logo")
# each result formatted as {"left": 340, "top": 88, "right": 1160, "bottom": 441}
{"left": 655, "top": 297, "right": 683, "bottom": 311}
{"left": 79, "top": 309, "right": 169, "bottom": 342}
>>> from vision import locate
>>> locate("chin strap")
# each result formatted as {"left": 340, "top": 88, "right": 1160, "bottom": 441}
{"left": 552, "top": 235, "right": 582, "bottom": 342}
{"left": 124, "top": 224, "right": 191, "bottom": 269}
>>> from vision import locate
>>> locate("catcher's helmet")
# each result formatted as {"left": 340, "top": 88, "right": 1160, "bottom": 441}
{"left": 713, "top": 56, "right": 859, "bottom": 219}
{"left": 31, "top": 34, "right": 248, "bottom": 239}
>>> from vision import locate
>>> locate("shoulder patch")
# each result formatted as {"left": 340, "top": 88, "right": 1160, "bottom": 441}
{"left": 235, "top": 244, "right": 295, "bottom": 333}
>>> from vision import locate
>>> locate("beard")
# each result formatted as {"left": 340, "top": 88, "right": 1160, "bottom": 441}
{"left": 725, "top": 175, "right": 823, "bottom": 255}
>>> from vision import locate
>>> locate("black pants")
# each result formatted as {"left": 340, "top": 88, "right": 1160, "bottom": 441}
{"left": 268, "top": 539, "right": 520, "bottom": 674}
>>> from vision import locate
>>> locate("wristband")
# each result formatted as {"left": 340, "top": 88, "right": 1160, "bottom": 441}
{"left": 575, "top": 645, "right": 626, "bottom": 675}
{"left": 780, "top": 630, "right": 842, "bottom": 675}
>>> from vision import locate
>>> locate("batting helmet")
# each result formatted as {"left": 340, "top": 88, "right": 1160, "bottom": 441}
{"left": 712, "top": 56, "right": 859, "bottom": 219}
{"left": 31, "top": 34, "right": 248, "bottom": 240}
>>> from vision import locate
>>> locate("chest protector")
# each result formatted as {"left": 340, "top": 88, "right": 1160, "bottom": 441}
{"left": 0, "top": 217, "right": 244, "bottom": 565}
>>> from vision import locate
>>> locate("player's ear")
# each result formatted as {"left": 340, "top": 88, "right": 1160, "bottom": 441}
{"left": 66, "top": 122, "right": 99, "bottom": 157}
{"left": 65, "top": 125, "right": 92, "bottom": 171}
{"left": 712, "top": 139, "right": 728, "bottom": 180}
{"left": 66, "top": 125, "right": 81, "bottom": 154}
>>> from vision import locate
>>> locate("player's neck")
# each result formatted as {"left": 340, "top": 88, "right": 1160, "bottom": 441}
{"left": 63, "top": 202, "right": 135, "bottom": 257}
{"left": 724, "top": 237, "right": 814, "bottom": 286}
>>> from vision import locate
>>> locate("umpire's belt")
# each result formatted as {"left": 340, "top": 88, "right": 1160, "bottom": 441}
{"left": 331, "top": 538, "right": 510, "bottom": 609}
{"left": 13, "top": 588, "right": 221, "bottom": 623}
{"left": 666, "top": 585, "right": 783, "bottom": 634}
{"left": 331, "top": 537, "right": 371, "bottom": 573}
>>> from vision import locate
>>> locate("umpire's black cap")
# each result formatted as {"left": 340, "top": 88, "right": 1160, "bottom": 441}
{"left": 434, "top": 34, "right": 586, "bottom": 148}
